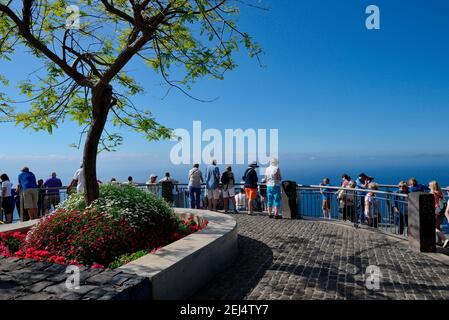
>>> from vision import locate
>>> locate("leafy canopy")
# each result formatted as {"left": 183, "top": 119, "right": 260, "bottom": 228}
{"left": 0, "top": 0, "right": 262, "bottom": 151}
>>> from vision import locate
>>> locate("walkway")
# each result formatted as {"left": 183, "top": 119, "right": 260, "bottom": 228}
{"left": 192, "top": 214, "right": 449, "bottom": 300}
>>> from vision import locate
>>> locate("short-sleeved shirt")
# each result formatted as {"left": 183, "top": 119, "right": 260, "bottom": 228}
{"left": 265, "top": 165, "right": 282, "bottom": 187}
{"left": 73, "top": 168, "right": 85, "bottom": 194}
{"left": 365, "top": 193, "right": 379, "bottom": 218}
{"left": 1, "top": 181, "right": 13, "bottom": 197}
{"left": 321, "top": 184, "right": 332, "bottom": 200}
{"left": 205, "top": 165, "right": 220, "bottom": 190}
{"left": 188, "top": 168, "right": 203, "bottom": 189}
{"left": 18, "top": 171, "right": 38, "bottom": 190}
{"left": 44, "top": 178, "right": 63, "bottom": 195}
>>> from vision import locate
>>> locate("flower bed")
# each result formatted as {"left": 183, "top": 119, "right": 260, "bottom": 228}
{"left": 0, "top": 185, "right": 208, "bottom": 269}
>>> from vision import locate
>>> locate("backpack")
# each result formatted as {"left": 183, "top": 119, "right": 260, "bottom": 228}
{"left": 161, "top": 180, "right": 174, "bottom": 204}
{"left": 437, "top": 197, "right": 447, "bottom": 215}
{"left": 221, "top": 171, "right": 230, "bottom": 185}
{"left": 243, "top": 168, "right": 253, "bottom": 183}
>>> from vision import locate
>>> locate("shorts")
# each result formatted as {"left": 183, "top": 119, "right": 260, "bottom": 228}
{"left": 206, "top": 188, "right": 220, "bottom": 200}
{"left": 1, "top": 197, "right": 14, "bottom": 214}
{"left": 46, "top": 194, "right": 61, "bottom": 211}
{"left": 267, "top": 186, "right": 281, "bottom": 208}
{"left": 322, "top": 198, "right": 331, "bottom": 210}
{"left": 23, "top": 188, "right": 39, "bottom": 209}
{"left": 245, "top": 188, "right": 257, "bottom": 201}
{"left": 222, "top": 188, "right": 235, "bottom": 198}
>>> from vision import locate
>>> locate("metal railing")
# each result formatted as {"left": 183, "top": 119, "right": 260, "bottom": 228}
{"left": 296, "top": 185, "right": 410, "bottom": 238}
{"left": 4, "top": 182, "right": 448, "bottom": 240}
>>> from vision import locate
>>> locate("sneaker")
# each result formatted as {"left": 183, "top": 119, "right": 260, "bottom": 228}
{"left": 269, "top": 214, "right": 274, "bottom": 219}
{"left": 274, "top": 215, "right": 282, "bottom": 220}
{"left": 443, "top": 239, "right": 449, "bottom": 249}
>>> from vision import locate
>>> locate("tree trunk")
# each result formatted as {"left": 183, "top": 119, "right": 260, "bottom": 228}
{"left": 83, "top": 84, "right": 113, "bottom": 205}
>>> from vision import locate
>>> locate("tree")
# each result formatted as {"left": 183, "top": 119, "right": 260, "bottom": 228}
{"left": 0, "top": 0, "right": 261, "bottom": 204}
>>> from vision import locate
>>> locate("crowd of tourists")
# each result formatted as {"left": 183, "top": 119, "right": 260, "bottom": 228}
{"left": 321, "top": 173, "right": 449, "bottom": 248}
{"left": 178, "top": 158, "right": 283, "bottom": 218}
{"left": 0, "top": 167, "right": 63, "bottom": 223}
{"left": 1, "top": 164, "right": 449, "bottom": 249}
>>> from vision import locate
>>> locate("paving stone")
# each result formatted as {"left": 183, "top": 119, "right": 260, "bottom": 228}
{"left": 17, "top": 292, "right": 56, "bottom": 300}
{"left": 85, "top": 270, "right": 122, "bottom": 285}
{"left": 192, "top": 214, "right": 449, "bottom": 300}
{"left": 28, "top": 281, "right": 54, "bottom": 293}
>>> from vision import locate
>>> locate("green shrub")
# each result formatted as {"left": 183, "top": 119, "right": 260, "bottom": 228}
{"left": 108, "top": 250, "right": 149, "bottom": 269}
{"left": 59, "top": 184, "right": 176, "bottom": 231}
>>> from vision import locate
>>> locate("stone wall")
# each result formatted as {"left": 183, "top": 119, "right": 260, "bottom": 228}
{"left": 0, "top": 256, "right": 150, "bottom": 300}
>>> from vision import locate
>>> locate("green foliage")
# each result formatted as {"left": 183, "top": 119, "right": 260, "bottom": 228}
{"left": 57, "top": 191, "right": 86, "bottom": 212}
{"left": 59, "top": 184, "right": 176, "bottom": 231}
{"left": 108, "top": 250, "right": 149, "bottom": 269}
{"left": 0, "top": 0, "right": 261, "bottom": 151}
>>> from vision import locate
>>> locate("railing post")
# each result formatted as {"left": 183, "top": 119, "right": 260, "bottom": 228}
{"left": 281, "top": 181, "right": 298, "bottom": 219}
{"left": 408, "top": 192, "right": 436, "bottom": 252}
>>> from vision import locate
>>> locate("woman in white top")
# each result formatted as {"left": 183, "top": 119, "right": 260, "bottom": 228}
{"left": 264, "top": 158, "right": 283, "bottom": 219}
{"left": 364, "top": 183, "right": 380, "bottom": 228}
{"left": 1, "top": 174, "right": 14, "bottom": 223}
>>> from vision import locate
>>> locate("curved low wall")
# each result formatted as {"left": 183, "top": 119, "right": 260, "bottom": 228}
{"left": 118, "top": 209, "right": 238, "bottom": 300}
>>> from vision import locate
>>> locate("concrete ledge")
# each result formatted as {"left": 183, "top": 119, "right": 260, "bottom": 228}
{"left": 0, "top": 220, "right": 38, "bottom": 233}
{"left": 118, "top": 209, "right": 238, "bottom": 300}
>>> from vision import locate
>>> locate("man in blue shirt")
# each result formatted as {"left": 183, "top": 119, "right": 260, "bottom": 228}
{"left": 18, "top": 167, "right": 39, "bottom": 220}
{"left": 205, "top": 159, "right": 220, "bottom": 211}
{"left": 407, "top": 178, "right": 430, "bottom": 193}
{"left": 44, "top": 172, "right": 63, "bottom": 214}
{"left": 355, "top": 173, "right": 369, "bottom": 225}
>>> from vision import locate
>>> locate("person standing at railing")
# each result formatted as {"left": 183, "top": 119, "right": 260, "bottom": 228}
{"left": 264, "top": 158, "right": 282, "bottom": 219}
{"left": 18, "top": 167, "right": 39, "bottom": 220}
{"left": 365, "top": 183, "right": 380, "bottom": 228}
{"left": 235, "top": 188, "right": 247, "bottom": 212}
{"left": 37, "top": 179, "right": 45, "bottom": 218}
{"left": 393, "top": 181, "right": 409, "bottom": 235}
{"left": 337, "top": 180, "right": 356, "bottom": 223}
{"left": 0, "top": 174, "right": 14, "bottom": 224}
{"left": 205, "top": 160, "right": 221, "bottom": 212}
{"left": 320, "top": 178, "right": 332, "bottom": 219}
{"left": 124, "top": 176, "right": 136, "bottom": 186}
{"left": 446, "top": 191, "right": 449, "bottom": 230}
{"left": 243, "top": 161, "right": 259, "bottom": 216}
{"left": 341, "top": 174, "right": 351, "bottom": 188}
{"left": 221, "top": 166, "right": 238, "bottom": 214}
{"left": 14, "top": 184, "right": 21, "bottom": 221}
{"left": 159, "top": 172, "right": 178, "bottom": 206}
{"left": 44, "top": 172, "right": 63, "bottom": 215}
{"left": 146, "top": 174, "right": 158, "bottom": 195}
{"left": 188, "top": 164, "right": 204, "bottom": 210}
{"left": 429, "top": 181, "right": 449, "bottom": 248}
{"left": 408, "top": 177, "right": 430, "bottom": 193}
{"left": 356, "top": 173, "right": 369, "bottom": 224}
{"left": 70, "top": 163, "right": 85, "bottom": 194}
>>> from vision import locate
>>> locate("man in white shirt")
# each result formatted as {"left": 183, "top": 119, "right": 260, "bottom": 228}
{"left": 71, "top": 163, "right": 85, "bottom": 194}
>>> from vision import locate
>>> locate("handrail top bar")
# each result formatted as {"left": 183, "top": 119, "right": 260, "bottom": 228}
{"left": 296, "top": 184, "right": 408, "bottom": 197}
{"left": 13, "top": 182, "right": 449, "bottom": 195}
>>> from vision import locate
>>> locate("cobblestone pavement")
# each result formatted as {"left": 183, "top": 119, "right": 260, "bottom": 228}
{"left": 192, "top": 214, "right": 449, "bottom": 300}
{"left": 0, "top": 257, "right": 150, "bottom": 300}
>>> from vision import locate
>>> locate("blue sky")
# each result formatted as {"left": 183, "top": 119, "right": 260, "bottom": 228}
{"left": 1, "top": 0, "right": 449, "bottom": 184}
